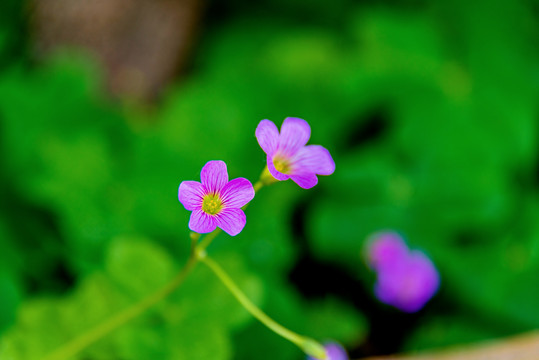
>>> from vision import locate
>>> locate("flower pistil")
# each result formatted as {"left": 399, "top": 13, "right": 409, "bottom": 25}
{"left": 272, "top": 154, "right": 292, "bottom": 174}
{"left": 202, "top": 193, "right": 223, "bottom": 215}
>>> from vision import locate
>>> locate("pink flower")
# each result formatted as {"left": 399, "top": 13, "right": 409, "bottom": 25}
{"left": 366, "top": 232, "right": 440, "bottom": 313}
{"left": 256, "top": 117, "right": 335, "bottom": 189}
{"left": 178, "top": 160, "right": 255, "bottom": 236}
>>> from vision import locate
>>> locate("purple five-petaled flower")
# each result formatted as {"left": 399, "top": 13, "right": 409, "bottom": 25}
{"left": 307, "top": 342, "right": 348, "bottom": 360}
{"left": 366, "top": 232, "right": 440, "bottom": 313}
{"left": 178, "top": 160, "right": 255, "bottom": 236}
{"left": 256, "top": 117, "right": 335, "bottom": 189}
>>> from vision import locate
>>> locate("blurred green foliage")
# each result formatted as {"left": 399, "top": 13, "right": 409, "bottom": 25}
{"left": 0, "top": 0, "right": 539, "bottom": 359}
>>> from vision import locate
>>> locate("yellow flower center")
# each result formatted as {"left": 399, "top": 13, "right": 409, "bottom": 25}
{"left": 202, "top": 193, "right": 223, "bottom": 215}
{"left": 273, "top": 156, "right": 291, "bottom": 174}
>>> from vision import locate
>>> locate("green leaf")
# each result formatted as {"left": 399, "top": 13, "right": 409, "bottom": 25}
{"left": 105, "top": 236, "right": 176, "bottom": 298}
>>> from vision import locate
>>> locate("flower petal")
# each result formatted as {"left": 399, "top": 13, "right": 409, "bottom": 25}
{"left": 215, "top": 208, "right": 246, "bottom": 236}
{"left": 292, "top": 145, "right": 335, "bottom": 176}
{"left": 278, "top": 117, "right": 311, "bottom": 156}
{"left": 220, "top": 178, "right": 255, "bottom": 208}
{"left": 255, "top": 119, "right": 279, "bottom": 155}
{"left": 406, "top": 251, "right": 440, "bottom": 298}
{"left": 267, "top": 154, "right": 290, "bottom": 181}
{"left": 324, "top": 343, "right": 349, "bottom": 360}
{"left": 366, "top": 231, "right": 409, "bottom": 271}
{"left": 374, "top": 250, "right": 439, "bottom": 313}
{"left": 307, "top": 342, "right": 349, "bottom": 360}
{"left": 188, "top": 209, "right": 217, "bottom": 233}
{"left": 200, "top": 160, "right": 229, "bottom": 193}
{"left": 290, "top": 173, "right": 318, "bottom": 189}
{"left": 178, "top": 181, "right": 205, "bottom": 211}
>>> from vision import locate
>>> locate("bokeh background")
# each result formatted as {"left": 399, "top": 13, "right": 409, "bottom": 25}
{"left": 1, "top": 0, "right": 539, "bottom": 359}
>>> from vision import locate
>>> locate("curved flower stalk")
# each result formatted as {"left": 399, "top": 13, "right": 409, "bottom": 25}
{"left": 256, "top": 117, "right": 335, "bottom": 189}
{"left": 366, "top": 232, "right": 440, "bottom": 313}
{"left": 307, "top": 342, "right": 349, "bottom": 360}
{"left": 178, "top": 160, "right": 255, "bottom": 236}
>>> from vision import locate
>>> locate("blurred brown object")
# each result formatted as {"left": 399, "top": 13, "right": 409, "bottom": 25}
{"left": 30, "top": 0, "right": 203, "bottom": 101}
{"left": 360, "top": 330, "right": 539, "bottom": 360}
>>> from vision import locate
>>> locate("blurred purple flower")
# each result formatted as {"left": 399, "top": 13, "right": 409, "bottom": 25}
{"left": 178, "top": 160, "right": 254, "bottom": 236}
{"left": 256, "top": 117, "right": 335, "bottom": 189}
{"left": 307, "top": 342, "right": 348, "bottom": 360}
{"left": 366, "top": 231, "right": 408, "bottom": 272}
{"left": 366, "top": 232, "right": 440, "bottom": 313}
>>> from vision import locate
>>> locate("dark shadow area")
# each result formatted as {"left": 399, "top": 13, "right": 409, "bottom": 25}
{"left": 1, "top": 189, "right": 75, "bottom": 295}
{"left": 340, "top": 106, "right": 391, "bottom": 152}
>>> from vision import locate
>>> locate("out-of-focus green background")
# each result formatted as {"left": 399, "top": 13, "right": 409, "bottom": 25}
{"left": 1, "top": 0, "right": 538, "bottom": 359}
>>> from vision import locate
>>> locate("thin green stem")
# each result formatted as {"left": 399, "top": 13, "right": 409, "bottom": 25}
{"left": 253, "top": 180, "right": 264, "bottom": 193}
{"left": 197, "top": 228, "right": 222, "bottom": 252}
{"left": 198, "top": 254, "right": 327, "bottom": 360}
{"left": 190, "top": 232, "right": 200, "bottom": 254}
{"left": 42, "top": 255, "right": 199, "bottom": 360}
